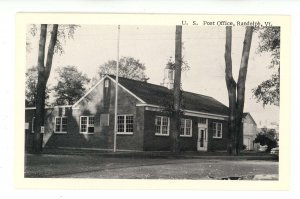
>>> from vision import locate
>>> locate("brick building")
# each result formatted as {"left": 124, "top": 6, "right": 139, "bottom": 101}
{"left": 25, "top": 67, "right": 230, "bottom": 152}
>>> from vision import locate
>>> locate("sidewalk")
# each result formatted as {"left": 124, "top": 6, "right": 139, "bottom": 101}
{"left": 33, "top": 147, "right": 277, "bottom": 161}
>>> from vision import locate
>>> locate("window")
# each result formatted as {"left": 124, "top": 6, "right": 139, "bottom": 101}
{"left": 155, "top": 116, "right": 170, "bottom": 136}
{"left": 212, "top": 122, "right": 222, "bottom": 138}
{"left": 80, "top": 116, "right": 95, "bottom": 134}
{"left": 180, "top": 119, "right": 192, "bottom": 137}
{"left": 55, "top": 117, "right": 68, "bottom": 133}
{"left": 117, "top": 115, "right": 133, "bottom": 134}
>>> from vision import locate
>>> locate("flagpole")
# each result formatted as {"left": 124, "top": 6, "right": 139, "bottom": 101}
{"left": 113, "top": 25, "right": 120, "bottom": 152}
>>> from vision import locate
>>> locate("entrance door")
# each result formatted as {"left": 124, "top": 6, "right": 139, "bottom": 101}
{"left": 197, "top": 127, "right": 207, "bottom": 151}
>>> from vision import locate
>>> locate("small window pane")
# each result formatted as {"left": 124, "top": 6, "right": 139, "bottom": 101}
{"left": 217, "top": 130, "right": 221, "bottom": 137}
{"left": 162, "top": 126, "right": 168, "bottom": 134}
{"left": 55, "top": 118, "right": 61, "bottom": 132}
{"left": 117, "top": 115, "right": 125, "bottom": 132}
{"left": 155, "top": 117, "right": 161, "bottom": 134}
{"left": 186, "top": 127, "right": 191, "bottom": 135}
{"left": 81, "top": 117, "right": 87, "bottom": 124}
{"left": 62, "top": 118, "right": 67, "bottom": 132}
{"left": 162, "top": 117, "right": 168, "bottom": 126}
{"left": 89, "top": 117, "right": 94, "bottom": 126}
{"left": 81, "top": 117, "right": 87, "bottom": 132}
{"left": 88, "top": 126, "right": 94, "bottom": 133}
{"left": 180, "top": 119, "right": 185, "bottom": 135}
{"left": 126, "top": 116, "right": 133, "bottom": 133}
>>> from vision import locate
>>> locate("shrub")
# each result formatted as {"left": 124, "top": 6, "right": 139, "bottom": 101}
{"left": 254, "top": 128, "right": 278, "bottom": 152}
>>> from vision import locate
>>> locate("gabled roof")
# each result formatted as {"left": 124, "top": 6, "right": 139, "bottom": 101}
{"left": 243, "top": 112, "right": 249, "bottom": 118}
{"left": 108, "top": 75, "right": 229, "bottom": 116}
{"left": 243, "top": 112, "right": 257, "bottom": 125}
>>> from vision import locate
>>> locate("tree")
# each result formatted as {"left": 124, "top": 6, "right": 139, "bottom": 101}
{"left": 170, "top": 25, "right": 182, "bottom": 153}
{"left": 97, "top": 56, "right": 149, "bottom": 81}
{"left": 53, "top": 66, "right": 90, "bottom": 105}
{"left": 25, "top": 66, "right": 50, "bottom": 107}
{"left": 252, "top": 27, "right": 280, "bottom": 106}
{"left": 254, "top": 128, "right": 278, "bottom": 152}
{"left": 224, "top": 26, "right": 254, "bottom": 155}
{"left": 30, "top": 24, "right": 78, "bottom": 153}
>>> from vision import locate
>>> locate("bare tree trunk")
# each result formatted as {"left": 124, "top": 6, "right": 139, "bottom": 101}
{"left": 224, "top": 26, "right": 237, "bottom": 155}
{"left": 171, "top": 25, "right": 182, "bottom": 152}
{"left": 32, "top": 24, "right": 58, "bottom": 154}
{"left": 224, "top": 26, "right": 253, "bottom": 155}
{"left": 235, "top": 26, "right": 254, "bottom": 154}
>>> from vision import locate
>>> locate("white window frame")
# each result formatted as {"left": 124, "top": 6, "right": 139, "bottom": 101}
{"left": 155, "top": 116, "right": 170, "bottom": 136}
{"left": 180, "top": 119, "right": 193, "bottom": 137}
{"left": 80, "top": 116, "right": 95, "bottom": 134}
{"left": 117, "top": 114, "right": 134, "bottom": 135}
{"left": 212, "top": 122, "right": 222, "bottom": 138}
{"left": 54, "top": 116, "right": 68, "bottom": 134}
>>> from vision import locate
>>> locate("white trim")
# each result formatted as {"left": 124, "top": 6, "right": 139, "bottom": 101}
{"left": 117, "top": 114, "right": 134, "bottom": 134}
{"left": 25, "top": 105, "right": 72, "bottom": 110}
{"left": 106, "top": 76, "right": 146, "bottom": 103}
{"left": 72, "top": 77, "right": 106, "bottom": 108}
{"left": 54, "top": 116, "right": 68, "bottom": 134}
{"left": 72, "top": 75, "right": 146, "bottom": 108}
{"left": 183, "top": 109, "right": 228, "bottom": 120}
{"left": 136, "top": 103, "right": 161, "bottom": 108}
{"left": 26, "top": 107, "right": 36, "bottom": 110}
{"left": 54, "top": 105, "right": 72, "bottom": 108}
{"left": 117, "top": 132, "right": 134, "bottom": 135}
{"left": 136, "top": 103, "right": 228, "bottom": 120}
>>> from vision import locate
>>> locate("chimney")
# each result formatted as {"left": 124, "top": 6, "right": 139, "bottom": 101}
{"left": 162, "top": 63, "right": 174, "bottom": 89}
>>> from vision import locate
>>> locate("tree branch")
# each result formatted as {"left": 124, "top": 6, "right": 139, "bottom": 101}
{"left": 37, "top": 24, "right": 47, "bottom": 72}
{"left": 45, "top": 24, "right": 58, "bottom": 79}
{"left": 237, "top": 26, "right": 254, "bottom": 110}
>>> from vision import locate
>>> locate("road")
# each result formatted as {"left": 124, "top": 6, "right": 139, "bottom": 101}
{"left": 25, "top": 154, "right": 278, "bottom": 180}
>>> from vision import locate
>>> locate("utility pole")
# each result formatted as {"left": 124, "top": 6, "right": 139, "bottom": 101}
{"left": 113, "top": 25, "right": 120, "bottom": 152}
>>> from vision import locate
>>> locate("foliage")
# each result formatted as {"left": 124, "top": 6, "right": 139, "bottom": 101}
{"left": 253, "top": 27, "right": 280, "bottom": 106}
{"left": 25, "top": 66, "right": 50, "bottom": 107}
{"left": 166, "top": 56, "right": 190, "bottom": 71}
{"left": 97, "top": 56, "right": 149, "bottom": 81}
{"left": 53, "top": 66, "right": 90, "bottom": 105}
{"left": 252, "top": 72, "right": 279, "bottom": 106}
{"left": 254, "top": 128, "right": 278, "bottom": 152}
{"left": 26, "top": 24, "right": 80, "bottom": 54}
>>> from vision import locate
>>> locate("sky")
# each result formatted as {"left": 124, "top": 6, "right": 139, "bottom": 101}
{"left": 26, "top": 25, "right": 279, "bottom": 125}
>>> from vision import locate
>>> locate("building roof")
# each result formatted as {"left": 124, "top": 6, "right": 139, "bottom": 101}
{"left": 243, "top": 112, "right": 257, "bottom": 125}
{"left": 243, "top": 112, "right": 249, "bottom": 118}
{"left": 108, "top": 75, "right": 229, "bottom": 116}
